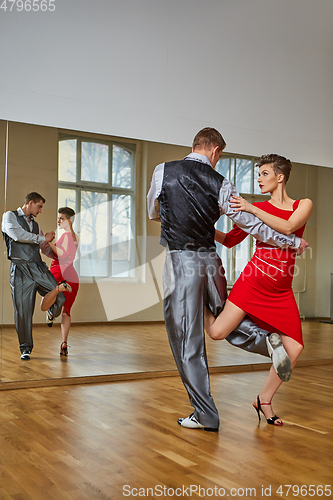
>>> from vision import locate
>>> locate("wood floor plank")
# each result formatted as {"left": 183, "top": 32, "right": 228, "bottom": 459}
{"left": 0, "top": 320, "right": 332, "bottom": 499}
{"left": 0, "top": 364, "right": 331, "bottom": 499}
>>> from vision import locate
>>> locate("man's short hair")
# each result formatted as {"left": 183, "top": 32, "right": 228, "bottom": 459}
{"left": 192, "top": 127, "right": 226, "bottom": 152}
{"left": 25, "top": 192, "right": 46, "bottom": 204}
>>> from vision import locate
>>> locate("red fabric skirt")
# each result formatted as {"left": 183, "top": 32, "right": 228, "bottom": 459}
{"left": 228, "top": 247, "right": 303, "bottom": 346}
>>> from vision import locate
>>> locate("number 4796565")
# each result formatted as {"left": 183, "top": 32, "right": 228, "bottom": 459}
{"left": 276, "top": 485, "right": 332, "bottom": 497}
{"left": 0, "top": 0, "right": 55, "bottom": 11}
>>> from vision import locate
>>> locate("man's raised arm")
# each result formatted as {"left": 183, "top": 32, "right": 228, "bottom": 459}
{"left": 218, "top": 179, "right": 301, "bottom": 249}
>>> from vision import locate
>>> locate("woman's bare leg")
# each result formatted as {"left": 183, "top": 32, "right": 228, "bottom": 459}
{"left": 253, "top": 334, "right": 304, "bottom": 423}
{"left": 61, "top": 309, "right": 71, "bottom": 345}
{"left": 40, "top": 282, "right": 67, "bottom": 312}
{"left": 205, "top": 299, "right": 247, "bottom": 340}
{"left": 204, "top": 306, "right": 216, "bottom": 332}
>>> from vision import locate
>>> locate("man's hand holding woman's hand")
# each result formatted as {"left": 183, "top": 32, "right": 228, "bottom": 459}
{"left": 45, "top": 231, "right": 55, "bottom": 242}
{"left": 297, "top": 237, "right": 309, "bottom": 256}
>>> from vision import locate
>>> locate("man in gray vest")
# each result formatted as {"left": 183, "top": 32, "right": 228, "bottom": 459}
{"left": 2, "top": 192, "right": 65, "bottom": 360}
{"left": 147, "top": 128, "right": 308, "bottom": 432}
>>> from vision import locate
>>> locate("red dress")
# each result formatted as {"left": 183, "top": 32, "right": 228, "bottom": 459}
{"left": 225, "top": 200, "right": 305, "bottom": 346}
{"left": 50, "top": 232, "right": 79, "bottom": 316}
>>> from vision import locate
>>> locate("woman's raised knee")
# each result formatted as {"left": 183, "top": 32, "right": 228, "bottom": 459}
{"left": 207, "top": 327, "right": 226, "bottom": 341}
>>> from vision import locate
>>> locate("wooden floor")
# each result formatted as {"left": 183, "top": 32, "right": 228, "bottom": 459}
{"left": 0, "top": 364, "right": 331, "bottom": 499}
{"left": 1, "top": 320, "right": 333, "bottom": 389}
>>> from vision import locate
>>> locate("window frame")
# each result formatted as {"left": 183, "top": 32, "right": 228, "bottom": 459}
{"left": 58, "top": 133, "right": 138, "bottom": 282}
{"left": 215, "top": 153, "right": 270, "bottom": 286}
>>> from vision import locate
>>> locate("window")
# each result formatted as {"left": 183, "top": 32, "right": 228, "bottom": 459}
{"left": 215, "top": 155, "right": 268, "bottom": 285}
{"left": 58, "top": 136, "right": 136, "bottom": 279}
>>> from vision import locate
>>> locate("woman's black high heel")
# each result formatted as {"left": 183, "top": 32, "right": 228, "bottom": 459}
{"left": 252, "top": 395, "right": 283, "bottom": 426}
{"left": 60, "top": 342, "right": 68, "bottom": 356}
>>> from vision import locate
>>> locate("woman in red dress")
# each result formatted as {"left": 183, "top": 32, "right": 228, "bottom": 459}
{"left": 205, "top": 154, "right": 313, "bottom": 425}
{"left": 41, "top": 207, "right": 79, "bottom": 356}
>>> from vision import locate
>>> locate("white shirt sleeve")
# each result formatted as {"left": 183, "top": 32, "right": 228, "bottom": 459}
{"left": 40, "top": 236, "right": 55, "bottom": 258}
{"left": 2, "top": 211, "right": 46, "bottom": 245}
{"left": 147, "top": 162, "right": 165, "bottom": 221}
{"left": 218, "top": 179, "right": 301, "bottom": 248}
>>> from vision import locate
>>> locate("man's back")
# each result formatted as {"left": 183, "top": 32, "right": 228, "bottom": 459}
{"left": 158, "top": 159, "right": 224, "bottom": 251}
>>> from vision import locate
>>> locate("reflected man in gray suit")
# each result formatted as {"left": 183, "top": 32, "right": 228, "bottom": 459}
{"left": 2, "top": 192, "right": 65, "bottom": 360}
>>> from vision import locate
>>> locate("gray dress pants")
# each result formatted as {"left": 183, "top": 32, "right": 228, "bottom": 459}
{"left": 163, "top": 250, "right": 270, "bottom": 429}
{"left": 10, "top": 260, "right": 65, "bottom": 353}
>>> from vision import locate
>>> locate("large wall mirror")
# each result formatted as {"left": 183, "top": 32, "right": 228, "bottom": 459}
{"left": 0, "top": 119, "right": 330, "bottom": 389}
{"left": 0, "top": 120, "right": 275, "bottom": 387}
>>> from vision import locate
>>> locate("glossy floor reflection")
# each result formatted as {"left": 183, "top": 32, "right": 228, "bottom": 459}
{"left": 0, "top": 320, "right": 332, "bottom": 385}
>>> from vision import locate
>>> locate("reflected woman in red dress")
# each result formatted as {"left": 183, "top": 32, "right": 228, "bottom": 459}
{"left": 205, "top": 154, "right": 313, "bottom": 425}
{"left": 41, "top": 207, "right": 79, "bottom": 356}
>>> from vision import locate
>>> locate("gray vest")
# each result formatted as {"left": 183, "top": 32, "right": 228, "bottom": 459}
{"left": 158, "top": 159, "right": 224, "bottom": 251}
{"left": 3, "top": 211, "right": 42, "bottom": 262}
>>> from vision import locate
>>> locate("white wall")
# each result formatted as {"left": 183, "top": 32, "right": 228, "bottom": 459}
{"left": 0, "top": 0, "right": 332, "bottom": 167}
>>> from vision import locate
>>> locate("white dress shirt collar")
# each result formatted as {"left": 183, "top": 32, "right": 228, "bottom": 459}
{"left": 184, "top": 152, "right": 212, "bottom": 168}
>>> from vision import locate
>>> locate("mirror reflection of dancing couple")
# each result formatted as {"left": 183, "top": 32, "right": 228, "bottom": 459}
{"left": 147, "top": 127, "right": 313, "bottom": 430}
{"left": 2, "top": 193, "right": 79, "bottom": 360}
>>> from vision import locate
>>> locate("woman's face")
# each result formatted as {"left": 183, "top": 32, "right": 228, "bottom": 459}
{"left": 257, "top": 163, "right": 282, "bottom": 194}
{"left": 57, "top": 213, "right": 70, "bottom": 229}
